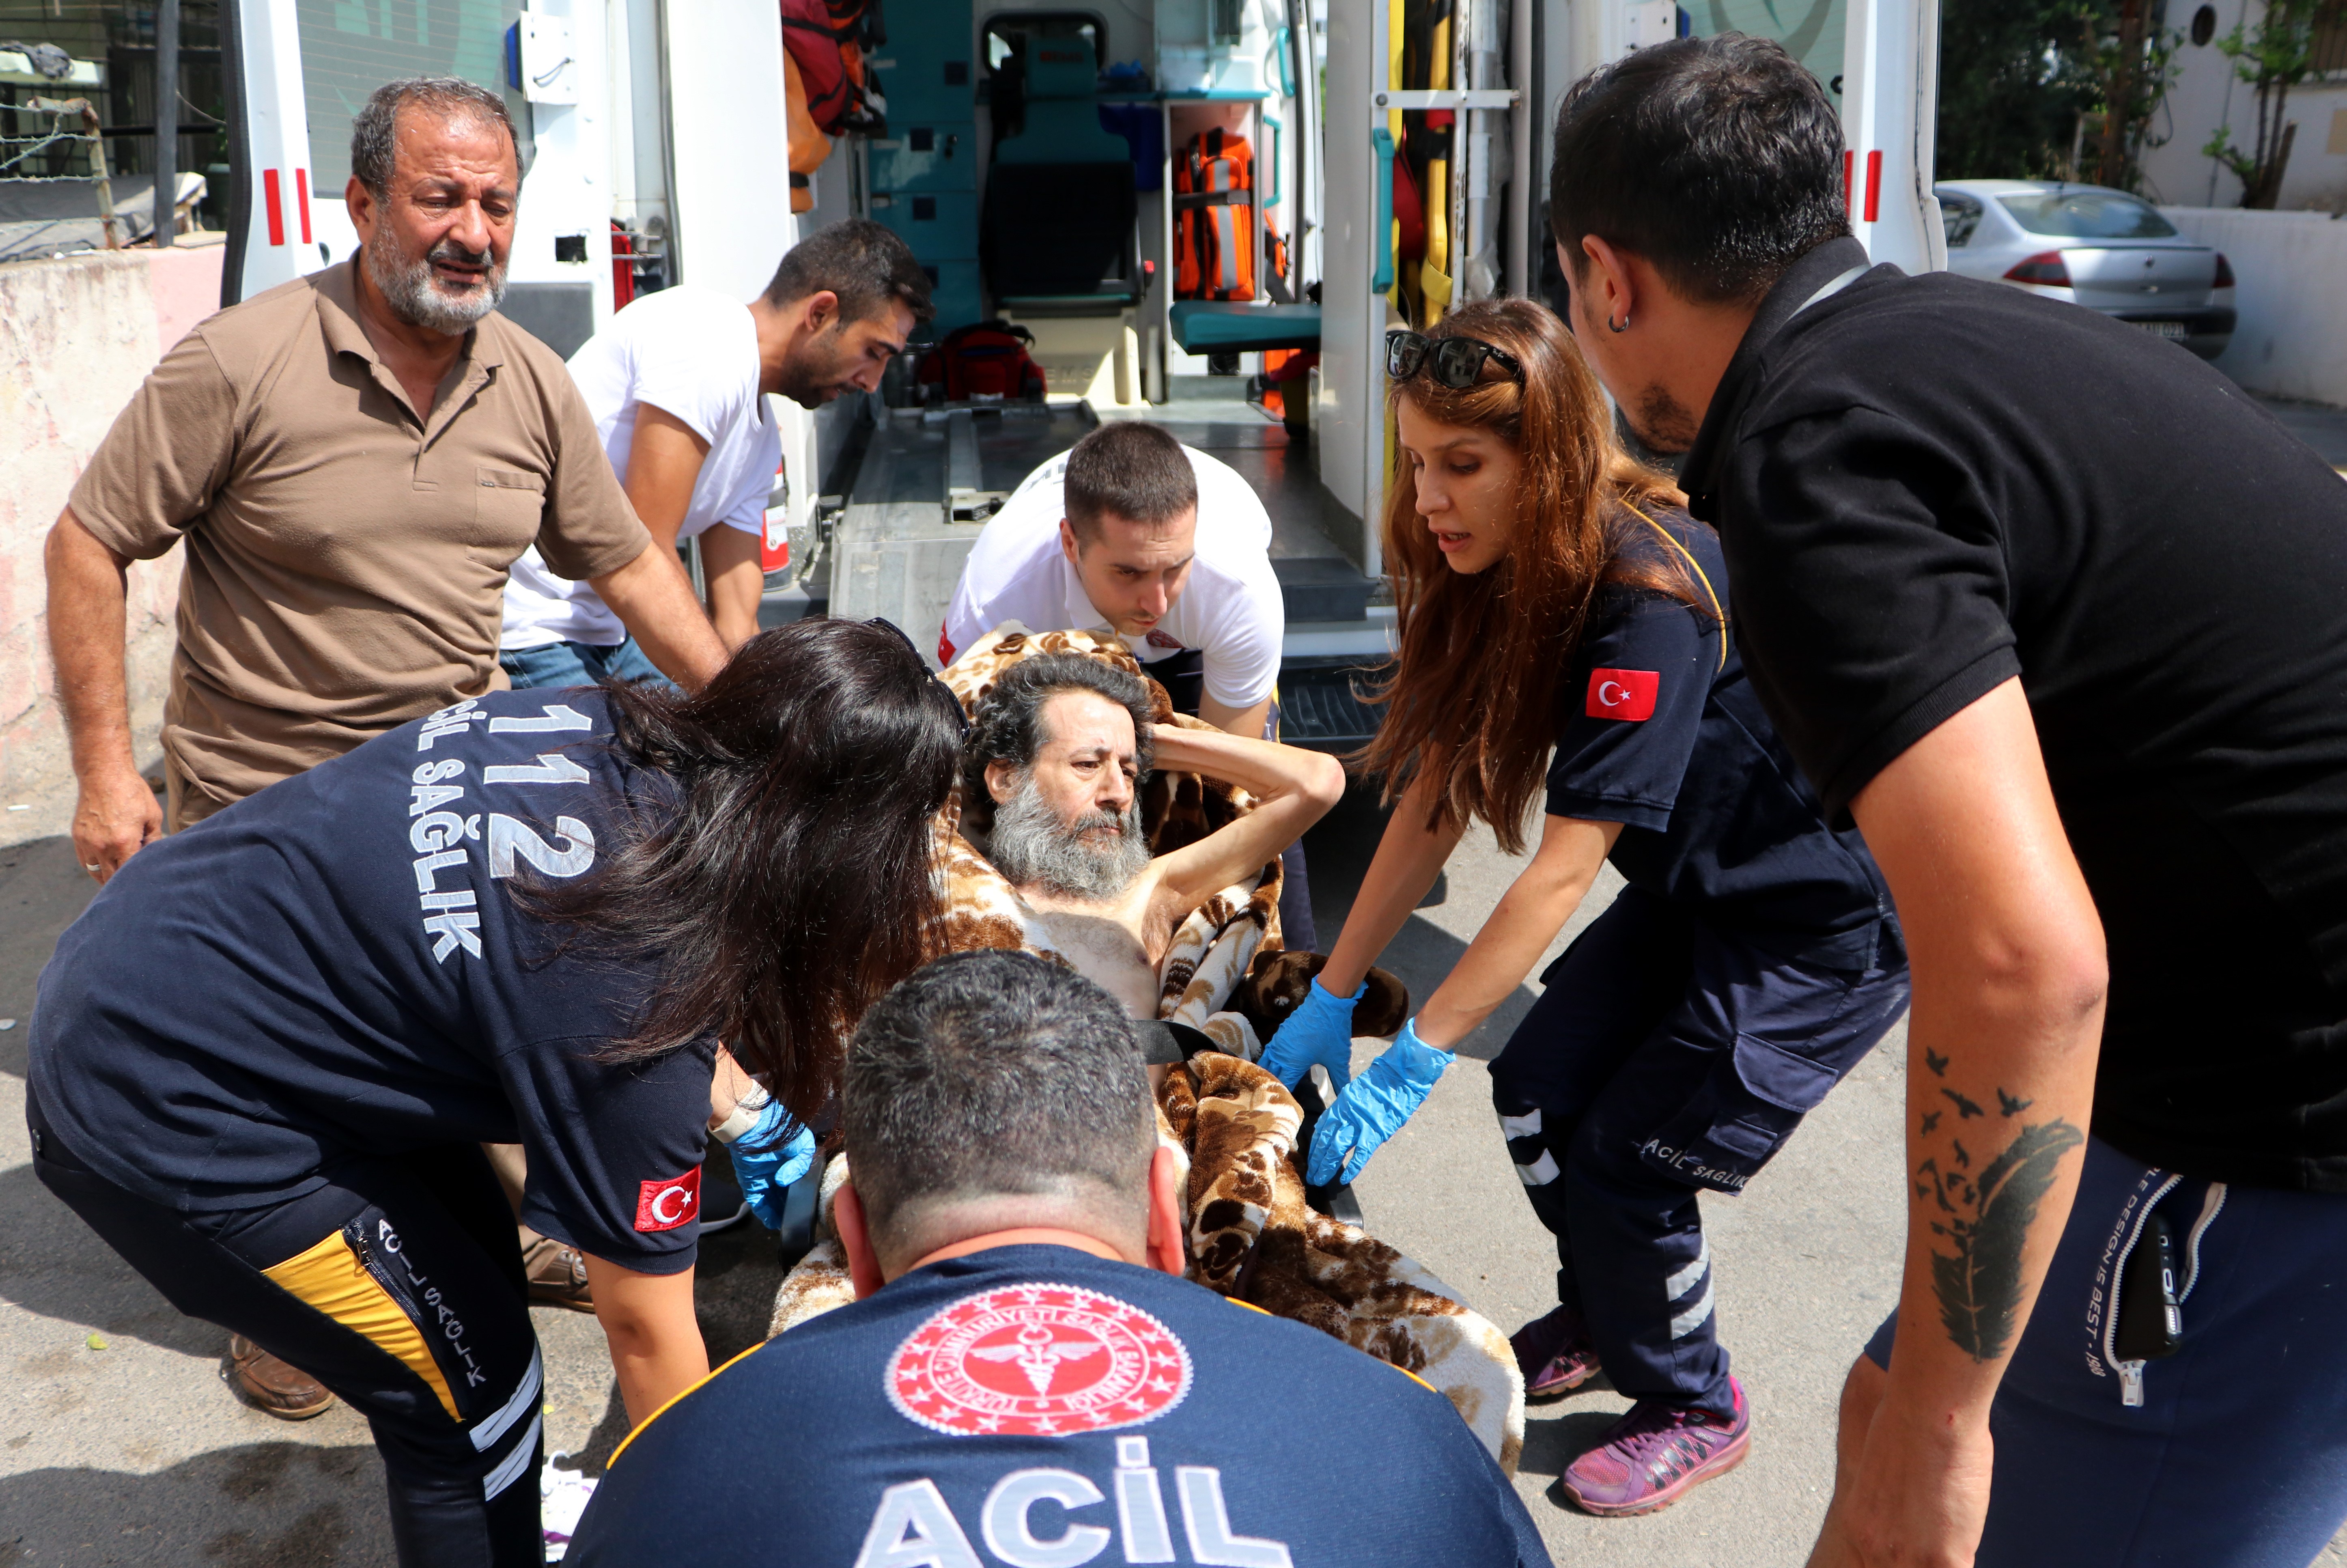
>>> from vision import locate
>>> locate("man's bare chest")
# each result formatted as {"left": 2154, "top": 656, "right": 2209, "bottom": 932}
{"left": 1026, "top": 890, "right": 1175, "bottom": 1018}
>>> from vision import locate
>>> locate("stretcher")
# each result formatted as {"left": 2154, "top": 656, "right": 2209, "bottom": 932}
{"left": 764, "top": 628, "right": 1526, "bottom": 1471}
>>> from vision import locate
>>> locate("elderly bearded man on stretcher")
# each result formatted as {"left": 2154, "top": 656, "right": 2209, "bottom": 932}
{"left": 767, "top": 627, "right": 1531, "bottom": 1470}
{"left": 957, "top": 651, "right": 1339, "bottom": 1045}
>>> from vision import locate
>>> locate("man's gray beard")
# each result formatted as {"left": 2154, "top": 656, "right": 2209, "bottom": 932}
{"left": 986, "top": 776, "right": 1150, "bottom": 902}
{"left": 365, "top": 232, "right": 507, "bottom": 335}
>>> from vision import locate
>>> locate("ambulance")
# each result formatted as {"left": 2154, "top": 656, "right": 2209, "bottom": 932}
{"left": 220, "top": 0, "right": 1943, "bottom": 752}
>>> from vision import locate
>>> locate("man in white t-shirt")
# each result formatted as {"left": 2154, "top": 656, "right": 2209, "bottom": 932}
{"left": 504, "top": 219, "right": 931, "bottom": 687}
{"left": 942, "top": 421, "right": 1320, "bottom": 946}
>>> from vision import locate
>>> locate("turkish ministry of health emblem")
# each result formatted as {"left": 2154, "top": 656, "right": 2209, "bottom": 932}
{"left": 885, "top": 1283, "right": 1193, "bottom": 1437}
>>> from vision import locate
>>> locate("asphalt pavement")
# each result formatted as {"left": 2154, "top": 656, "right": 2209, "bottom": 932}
{"left": 6, "top": 792, "right": 2342, "bottom": 1566}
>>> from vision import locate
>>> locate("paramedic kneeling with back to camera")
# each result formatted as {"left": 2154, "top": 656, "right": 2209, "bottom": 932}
{"left": 1549, "top": 35, "right": 2347, "bottom": 1568}
{"left": 26, "top": 619, "right": 965, "bottom": 1567}
{"left": 568, "top": 949, "right": 1552, "bottom": 1568}
{"left": 942, "top": 422, "right": 1317, "bottom": 946}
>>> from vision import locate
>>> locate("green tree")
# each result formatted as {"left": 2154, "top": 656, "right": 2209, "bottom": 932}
{"left": 2088, "top": 0, "right": 2183, "bottom": 187}
{"left": 2203, "top": 0, "right": 2320, "bottom": 207}
{"left": 1938, "top": 0, "right": 2100, "bottom": 178}
{"left": 1937, "top": 0, "right": 2180, "bottom": 188}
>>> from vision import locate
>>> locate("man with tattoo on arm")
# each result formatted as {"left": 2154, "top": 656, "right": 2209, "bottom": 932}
{"left": 1544, "top": 37, "right": 2347, "bottom": 1568}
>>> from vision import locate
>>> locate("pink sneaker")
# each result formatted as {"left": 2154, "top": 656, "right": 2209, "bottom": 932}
{"left": 1510, "top": 1305, "right": 1604, "bottom": 1398}
{"left": 1563, "top": 1376, "right": 1751, "bottom": 1517}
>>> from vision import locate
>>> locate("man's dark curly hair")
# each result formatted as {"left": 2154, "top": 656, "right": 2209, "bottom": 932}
{"left": 960, "top": 655, "right": 1156, "bottom": 834}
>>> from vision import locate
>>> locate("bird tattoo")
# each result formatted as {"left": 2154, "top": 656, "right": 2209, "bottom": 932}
{"left": 1941, "top": 1087, "right": 1985, "bottom": 1119}
{"left": 1925, "top": 1047, "right": 1950, "bottom": 1077}
{"left": 1921, "top": 1110, "right": 1943, "bottom": 1134}
{"left": 1997, "top": 1087, "right": 2035, "bottom": 1117}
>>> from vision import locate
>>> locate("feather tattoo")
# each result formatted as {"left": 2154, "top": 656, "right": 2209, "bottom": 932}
{"left": 1942, "top": 1087, "right": 1985, "bottom": 1119}
{"left": 1914, "top": 1158, "right": 1956, "bottom": 1212}
{"left": 1928, "top": 1119, "right": 2086, "bottom": 1361}
{"left": 1924, "top": 1047, "right": 1950, "bottom": 1077}
{"left": 1997, "top": 1087, "right": 2034, "bottom": 1117}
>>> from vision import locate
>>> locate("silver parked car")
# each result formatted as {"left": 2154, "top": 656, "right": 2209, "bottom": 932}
{"left": 1936, "top": 179, "right": 2236, "bottom": 359}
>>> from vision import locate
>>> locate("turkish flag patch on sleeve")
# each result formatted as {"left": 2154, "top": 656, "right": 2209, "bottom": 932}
{"left": 937, "top": 627, "right": 956, "bottom": 666}
{"left": 634, "top": 1167, "right": 701, "bottom": 1232}
{"left": 1586, "top": 668, "right": 1661, "bottom": 722}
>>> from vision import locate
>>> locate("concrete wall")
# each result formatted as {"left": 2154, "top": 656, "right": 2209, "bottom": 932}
{"left": 0, "top": 241, "right": 222, "bottom": 846}
{"left": 2161, "top": 206, "right": 2347, "bottom": 407}
{"left": 2140, "top": 4, "right": 2347, "bottom": 215}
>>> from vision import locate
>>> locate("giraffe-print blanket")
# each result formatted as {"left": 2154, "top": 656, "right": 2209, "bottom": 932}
{"left": 767, "top": 625, "right": 1524, "bottom": 1470}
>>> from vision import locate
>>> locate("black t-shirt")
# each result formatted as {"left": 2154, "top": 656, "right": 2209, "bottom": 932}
{"left": 567, "top": 1244, "right": 1552, "bottom": 1568}
{"left": 1546, "top": 508, "right": 1893, "bottom": 970}
{"left": 30, "top": 689, "right": 717, "bottom": 1271}
{"left": 1684, "top": 235, "right": 2347, "bottom": 1191}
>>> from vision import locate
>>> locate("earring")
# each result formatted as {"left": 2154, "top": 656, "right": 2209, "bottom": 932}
{"left": 1608, "top": 312, "right": 1630, "bottom": 334}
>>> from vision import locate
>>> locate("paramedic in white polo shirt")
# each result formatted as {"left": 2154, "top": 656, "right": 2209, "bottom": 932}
{"left": 942, "top": 421, "right": 1318, "bottom": 944}
{"left": 503, "top": 220, "right": 931, "bottom": 687}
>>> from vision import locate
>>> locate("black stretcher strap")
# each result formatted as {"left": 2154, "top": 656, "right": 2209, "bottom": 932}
{"left": 1132, "top": 1018, "right": 1221, "bottom": 1066}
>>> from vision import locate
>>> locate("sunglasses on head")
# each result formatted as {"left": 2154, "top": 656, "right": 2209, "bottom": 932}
{"left": 1385, "top": 330, "right": 1523, "bottom": 389}
{"left": 864, "top": 616, "right": 971, "bottom": 739}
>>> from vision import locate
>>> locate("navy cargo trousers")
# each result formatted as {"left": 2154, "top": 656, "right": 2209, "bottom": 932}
{"left": 1492, "top": 887, "right": 1909, "bottom": 1417}
{"left": 1864, "top": 1137, "right": 2347, "bottom": 1568}
{"left": 27, "top": 1086, "right": 547, "bottom": 1567}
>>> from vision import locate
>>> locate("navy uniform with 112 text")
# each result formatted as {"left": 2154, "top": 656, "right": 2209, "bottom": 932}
{"left": 27, "top": 689, "right": 715, "bottom": 1563}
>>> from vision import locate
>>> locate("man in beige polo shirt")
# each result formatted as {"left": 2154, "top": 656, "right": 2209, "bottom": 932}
{"left": 47, "top": 74, "right": 724, "bottom": 873}
{"left": 42, "top": 75, "right": 727, "bottom": 1419}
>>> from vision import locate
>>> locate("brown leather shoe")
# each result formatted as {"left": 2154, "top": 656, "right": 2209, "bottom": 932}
{"left": 225, "top": 1335, "right": 337, "bottom": 1419}
{"left": 522, "top": 1233, "right": 595, "bottom": 1312}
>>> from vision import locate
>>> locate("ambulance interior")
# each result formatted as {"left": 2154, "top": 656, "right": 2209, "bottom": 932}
{"left": 784, "top": 0, "right": 1529, "bottom": 754}
{"left": 215, "top": 0, "right": 1913, "bottom": 750}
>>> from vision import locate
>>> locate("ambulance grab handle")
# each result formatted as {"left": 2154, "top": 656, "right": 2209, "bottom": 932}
{"left": 1372, "top": 127, "right": 1397, "bottom": 294}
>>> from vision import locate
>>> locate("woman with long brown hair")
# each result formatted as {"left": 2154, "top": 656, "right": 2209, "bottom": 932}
{"left": 1256, "top": 299, "right": 1909, "bottom": 1517}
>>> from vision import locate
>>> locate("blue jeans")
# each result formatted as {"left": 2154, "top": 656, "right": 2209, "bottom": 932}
{"left": 498, "top": 636, "right": 676, "bottom": 692}
{"left": 1864, "top": 1137, "right": 2347, "bottom": 1567}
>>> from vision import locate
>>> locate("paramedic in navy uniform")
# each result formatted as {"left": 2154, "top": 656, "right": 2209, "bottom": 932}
{"left": 25, "top": 618, "right": 966, "bottom": 1568}
{"left": 1261, "top": 300, "right": 1908, "bottom": 1518}
{"left": 566, "top": 950, "right": 1553, "bottom": 1568}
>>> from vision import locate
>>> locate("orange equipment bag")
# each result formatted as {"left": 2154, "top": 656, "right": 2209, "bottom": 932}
{"left": 781, "top": 0, "right": 886, "bottom": 137}
{"left": 1174, "top": 129, "right": 1256, "bottom": 301}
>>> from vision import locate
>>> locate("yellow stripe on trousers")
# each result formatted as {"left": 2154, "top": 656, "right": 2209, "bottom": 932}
{"left": 262, "top": 1231, "right": 461, "bottom": 1421}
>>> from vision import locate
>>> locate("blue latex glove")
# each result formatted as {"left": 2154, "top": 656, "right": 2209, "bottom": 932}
{"left": 1256, "top": 976, "right": 1365, "bottom": 1092}
{"left": 725, "top": 1098, "right": 816, "bottom": 1230}
{"left": 1305, "top": 1019, "right": 1455, "bottom": 1188}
